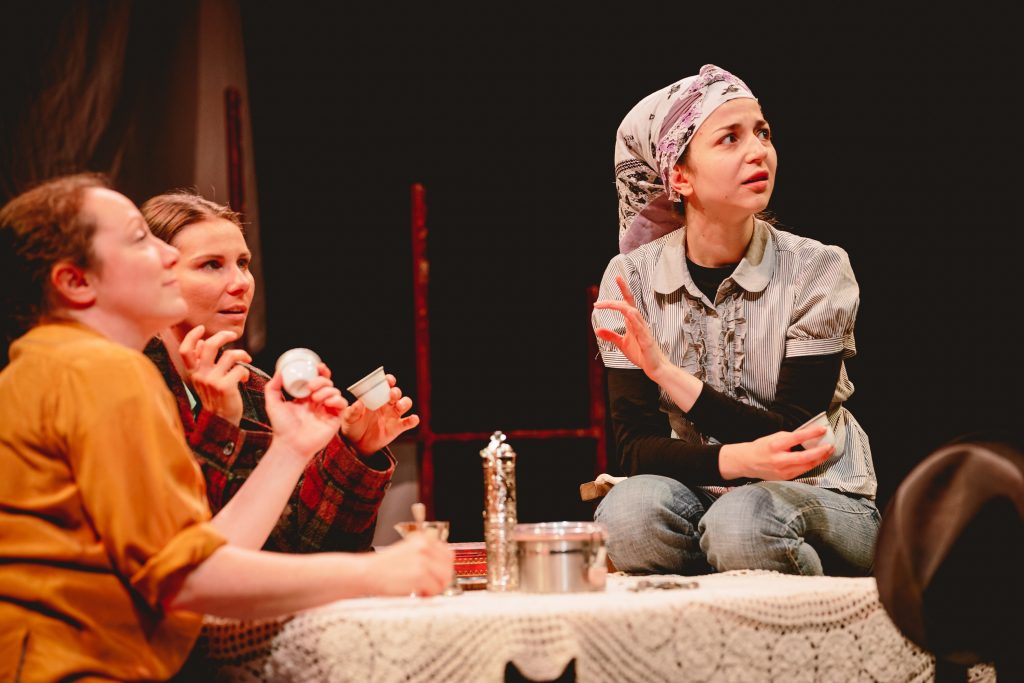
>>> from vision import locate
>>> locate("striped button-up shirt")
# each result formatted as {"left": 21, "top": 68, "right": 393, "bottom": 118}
{"left": 594, "top": 220, "right": 876, "bottom": 498}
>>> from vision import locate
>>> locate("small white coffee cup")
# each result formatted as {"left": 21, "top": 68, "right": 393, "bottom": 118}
{"left": 796, "top": 411, "right": 836, "bottom": 449}
{"left": 347, "top": 366, "right": 389, "bottom": 411}
{"left": 275, "top": 348, "right": 321, "bottom": 399}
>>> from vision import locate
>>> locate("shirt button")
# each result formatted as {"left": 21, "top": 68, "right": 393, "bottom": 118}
{"left": 222, "top": 442, "right": 234, "bottom": 456}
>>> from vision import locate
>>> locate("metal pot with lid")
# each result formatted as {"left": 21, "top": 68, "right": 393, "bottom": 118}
{"left": 513, "top": 521, "right": 609, "bottom": 593}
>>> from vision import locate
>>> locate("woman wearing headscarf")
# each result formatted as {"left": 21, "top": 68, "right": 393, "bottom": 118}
{"left": 592, "top": 65, "right": 879, "bottom": 576}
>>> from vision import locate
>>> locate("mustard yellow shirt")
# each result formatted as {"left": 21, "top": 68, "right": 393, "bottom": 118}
{"left": 0, "top": 322, "right": 227, "bottom": 682}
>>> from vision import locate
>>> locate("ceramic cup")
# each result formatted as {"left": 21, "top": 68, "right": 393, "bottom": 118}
{"left": 275, "top": 348, "right": 321, "bottom": 399}
{"left": 796, "top": 411, "right": 836, "bottom": 449}
{"left": 347, "top": 366, "right": 389, "bottom": 411}
{"left": 393, "top": 521, "right": 461, "bottom": 596}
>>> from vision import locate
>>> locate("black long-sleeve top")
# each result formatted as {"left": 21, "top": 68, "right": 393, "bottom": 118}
{"left": 608, "top": 256, "right": 842, "bottom": 485}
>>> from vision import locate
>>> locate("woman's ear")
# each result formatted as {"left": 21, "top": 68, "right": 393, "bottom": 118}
{"left": 49, "top": 261, "right": 96, "bottom": 308}
{"left": 669, "top": 164, "right": 693, "bottom": 198}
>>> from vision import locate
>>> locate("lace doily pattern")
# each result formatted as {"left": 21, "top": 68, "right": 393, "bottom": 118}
{"left": 200, "top": 572, "right": 995, "bottom": 682}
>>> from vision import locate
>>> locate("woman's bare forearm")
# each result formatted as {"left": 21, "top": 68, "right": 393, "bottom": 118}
{"left": 648, "top": 362, "right": 704, "bottom": 413}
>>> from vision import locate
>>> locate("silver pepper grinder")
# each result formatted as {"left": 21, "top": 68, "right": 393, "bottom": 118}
{"left": 480, "top": 431, "right": 518, "bottom": 591}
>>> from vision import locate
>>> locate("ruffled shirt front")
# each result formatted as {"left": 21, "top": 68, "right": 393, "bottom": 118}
{"left": 594, "top": 220, "right": 876, "bottom": 498}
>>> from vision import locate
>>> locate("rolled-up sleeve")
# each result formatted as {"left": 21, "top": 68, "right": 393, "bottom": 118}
{"left": 61, "top": 356, "right": 227, "bottom": 611}
{"left": 786, "top": 246, "right": 860, "bottom": 359}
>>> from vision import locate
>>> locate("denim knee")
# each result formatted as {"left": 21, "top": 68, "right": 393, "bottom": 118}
{"left": 595, "top": 475, "right": 707, "bottom": 574}
{"left": 699, "top": 484, "right": 813, "bottom": 574}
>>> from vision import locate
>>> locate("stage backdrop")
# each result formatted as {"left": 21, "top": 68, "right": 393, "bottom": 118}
{"left": 237, "top": 5, "right": 1020, "bottom": 538}
{"left": 3, "top": 3, "right": 1018, "bottom": 539}
{"left": 0, "top": 0, "right": 266, "bottom": 352}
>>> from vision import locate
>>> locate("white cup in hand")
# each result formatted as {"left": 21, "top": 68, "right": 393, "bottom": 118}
{"left": 796, "top": 411, "right": 836, "bottom": 449}
{"left": 275, "top": 348, "right": 321, "bottom": 399}
{"left": 347, "top": 366, "right": 389, "bottom": 410}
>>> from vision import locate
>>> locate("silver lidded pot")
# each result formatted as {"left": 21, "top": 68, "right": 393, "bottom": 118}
{"left": 514, "top": 521, "right": 609, "bottom": 593}
{"left": 480, "top": 431, "right": 518, "bottom": 591}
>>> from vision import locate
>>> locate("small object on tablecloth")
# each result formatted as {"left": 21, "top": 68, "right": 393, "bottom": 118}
{"left": 579, "top": 473, "right": 628, "bottom": 501}
{"left": 514, "top": 522, "right": 609, "bottom": 593}
{"left": 451, "top": 541, "right": 487, "bottom": 578}
{"left": 451, "top": 541, "right": 487, "bottom": 590}
{"left": 628, "top": 578, "right": 699, "bottom": 592}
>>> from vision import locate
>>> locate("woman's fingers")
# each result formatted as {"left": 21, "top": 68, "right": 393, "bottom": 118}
{"left": 191, "top": 349, "right": 251, "bottom": 388}
{"left": 299, "top": 376, "right": 334, "bottom": 398}
{"left": 593, "top": 299, "right": 634, "bottom": 315}
{"left": 623, "top": 307, "right": 653, "bottom": 339}
{"left": 397, "top": 414, "right": 420, "bottom": 430}
{"left": 309, "top": 384, "right": 341, "bottom": 405}
{"left": 595, "top": 328, "right": 626, "bottom": 347}
{"left": 222, "top": 363, "right": 250, "bottom": 387}
{"left": 178, "top": 325, "right": 206, "bottom": 366}
{"left": 210, "top": 348, "right": 251, "bottom": 374}
{"left": 614, "top": 275, "right": 637, "bottom": 307}
{"left": 323, "top": 394, "right": 348, "bottom": 411}
{"left": 594, "top": 300, "right": 651, "bottom": 339}
{"left": 197, "top": 330, "right": 238, "bottom": 366}
{"left": 341, "top": 400, "right": 366, "bottom": 425}
{"left": 772, "top": 426, "right": 827, "bottom": 451}
{"left": 420, "top": 538, "right": 454, "bottom": 592}
{"left": 264, "top": 370, "right": 285, "bottom": 406}
{"left": 779, "top": 444, "right": 834, "bottom": 479}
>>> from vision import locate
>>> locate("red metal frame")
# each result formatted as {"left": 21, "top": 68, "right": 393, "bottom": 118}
{"left": 224, "top": 87, "right": 245, "bottom": 215}
{"left": 411, "top": 183, "right": 606, "bottom": 517}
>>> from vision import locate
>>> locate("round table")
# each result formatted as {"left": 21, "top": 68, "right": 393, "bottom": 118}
{"left": 199, "top": 570, "right": 995, "bottom": 682}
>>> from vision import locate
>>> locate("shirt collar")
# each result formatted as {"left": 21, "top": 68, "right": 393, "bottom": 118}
{"left": 653, "top": 219, "right": 776, "bottom": 296}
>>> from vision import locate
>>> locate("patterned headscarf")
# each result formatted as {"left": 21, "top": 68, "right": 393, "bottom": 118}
{"left": 615, "top": 64, "right": 756, "bottom": 253}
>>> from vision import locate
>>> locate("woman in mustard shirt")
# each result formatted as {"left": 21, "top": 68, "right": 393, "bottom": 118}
{"left": 0, "top": 174, "right": 452, "bottom": 682}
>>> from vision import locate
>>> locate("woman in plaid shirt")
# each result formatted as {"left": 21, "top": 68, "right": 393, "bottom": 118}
{"left": 141, "top": 190, "right": 417, "bottom": 553}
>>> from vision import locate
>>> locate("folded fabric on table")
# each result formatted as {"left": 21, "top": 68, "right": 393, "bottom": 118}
{"left": 580, "top": 473, "right": 628, "bottom": 501}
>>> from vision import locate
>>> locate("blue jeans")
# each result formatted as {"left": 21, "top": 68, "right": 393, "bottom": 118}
{"left": 594, "top": 475, "right": 880, "bottom": 576}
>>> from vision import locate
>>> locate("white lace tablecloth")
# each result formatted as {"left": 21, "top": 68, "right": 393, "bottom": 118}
{"left": 200, "top": 571, "right": 995, "bottom": 682}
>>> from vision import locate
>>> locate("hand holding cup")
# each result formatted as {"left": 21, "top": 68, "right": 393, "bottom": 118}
{"left": 340, "top": 368, "right": 420, "bottom": 455}
{"left": 346, "top": 366, "right": 390, "bottom": 410}
{"left": 265, "top": 351, "right": 347, "bottom": 463}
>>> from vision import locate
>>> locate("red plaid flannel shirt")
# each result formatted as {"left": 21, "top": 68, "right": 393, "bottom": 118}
{"left": 145, "top": 340, "right": 395, "bottom": 553}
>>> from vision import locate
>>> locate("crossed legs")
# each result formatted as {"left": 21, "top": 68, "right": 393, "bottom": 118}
{"left": 595, "top": 475, "right": 879, "bottom": 575}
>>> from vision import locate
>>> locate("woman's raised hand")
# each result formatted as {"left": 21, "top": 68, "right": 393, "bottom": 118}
{"left": 719, "top": 427, "right": 835, "bottom": 481}
{"left": 340, "top": 374, "right": 420, "bottom": 455}
{"left": 178, "top": 325, "right": 251, "bottom": 426}
{"left": 264, "top": 363, "right": 347, "bottom": 462}
{"left": 593, "top": 275, "right": 670, "bottom": 378}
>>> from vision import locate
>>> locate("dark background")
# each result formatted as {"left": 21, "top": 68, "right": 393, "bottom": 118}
{"left": 5, "top": 3, "right": 1021, "bottom": 540}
